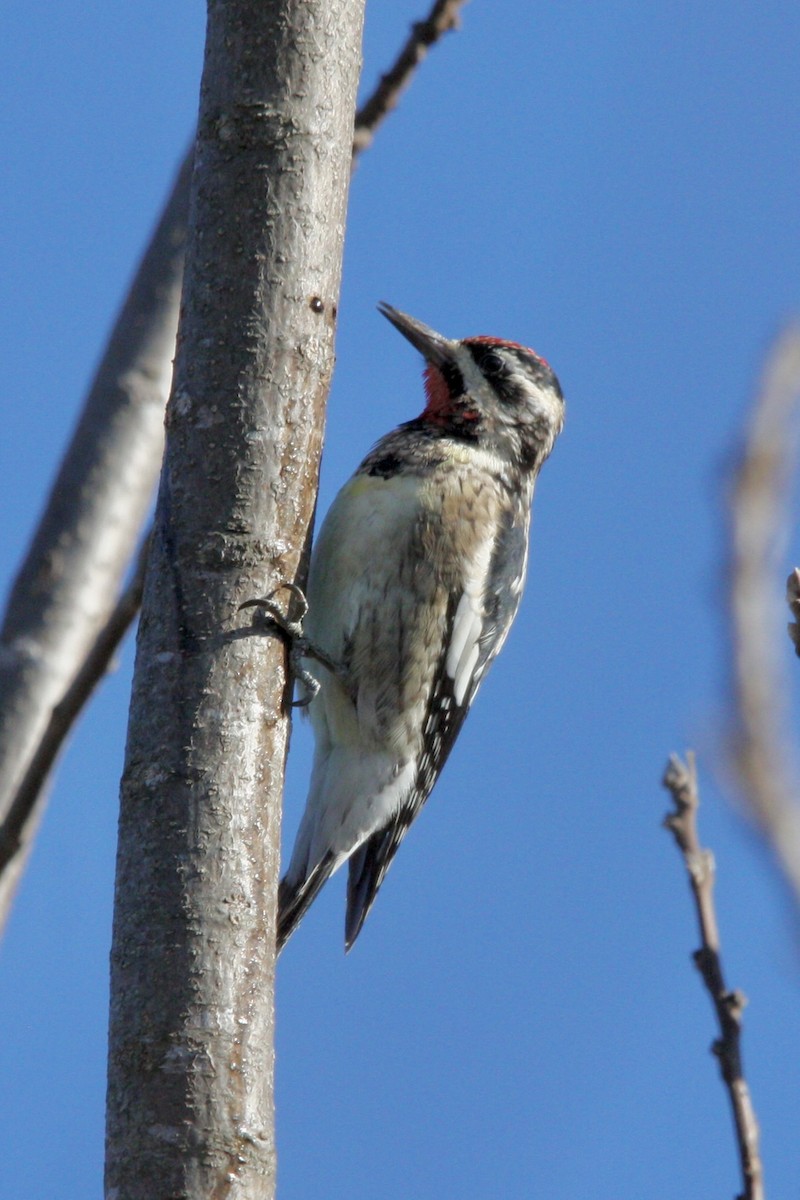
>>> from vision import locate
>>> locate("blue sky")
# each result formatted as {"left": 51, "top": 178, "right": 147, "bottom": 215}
{"left": 2, "top": 2, "right": 800, "bottom": 1197}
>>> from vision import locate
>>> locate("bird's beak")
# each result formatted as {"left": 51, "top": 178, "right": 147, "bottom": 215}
{"left": 377, "top": 303, "right": 454, "bottom": 369}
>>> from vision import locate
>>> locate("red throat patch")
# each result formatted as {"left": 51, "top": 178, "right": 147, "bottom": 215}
{"left": 422, "top": 363, "right": 480, "bottom": 425}
{"left": 423, "top": 364, "right": 451, "bottom": 415}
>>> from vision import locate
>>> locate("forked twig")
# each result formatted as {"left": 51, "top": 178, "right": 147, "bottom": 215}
{"left": 0, "top": 0, "right": 469, "bottom": 914}
{"left": 662, "top": 752, "right": 764, "bottom": 1200}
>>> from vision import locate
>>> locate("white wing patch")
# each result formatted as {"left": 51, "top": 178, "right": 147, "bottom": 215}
{"left": 445, "top": 592, "right": 483, "bottom": 706}
{"left": 445, "top": 526, "right": 495, "bottom": 706}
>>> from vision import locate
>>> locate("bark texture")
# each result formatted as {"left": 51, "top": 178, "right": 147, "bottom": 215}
{"left": 0, "top": 150, "right": 191, "bottom": 931}
{"left": 104, "top": 2, "right": 364, "bottom": 1197}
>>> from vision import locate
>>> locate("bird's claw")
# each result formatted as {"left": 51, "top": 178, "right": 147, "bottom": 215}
{"left": 239, "top": 581, "right": 308, "bottom": 635}
{"left": 239, "top": 583, "right": 338, "bottom": 707}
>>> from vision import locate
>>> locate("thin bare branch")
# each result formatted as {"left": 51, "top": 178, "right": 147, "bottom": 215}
{"left": 0, "top": 150, "right": 191, "bottom": 931}
{"left": 728, "top": 324, "right": 800, "bottom": 903}
{"left": 662, "top": 752, "right": 764, "bottom": 1200}
{"left": 352, "top": 0, "right": 468, "bottom": 154}
{"left": 0, "top": 539, "right": 148, "bottom": 877}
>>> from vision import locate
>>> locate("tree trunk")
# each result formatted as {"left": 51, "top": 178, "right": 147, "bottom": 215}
{"left": 104, "top": 2, "right": 364, "bottom": 1196}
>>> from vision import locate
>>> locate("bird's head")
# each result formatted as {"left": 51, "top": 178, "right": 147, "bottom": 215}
{"left": 378, "top": 302, "right": 564, "bottom": 473}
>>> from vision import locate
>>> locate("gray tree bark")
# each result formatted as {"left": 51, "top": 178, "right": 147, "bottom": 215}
{"left": 104, "top": 2, "right": 364, "bottom": 1197}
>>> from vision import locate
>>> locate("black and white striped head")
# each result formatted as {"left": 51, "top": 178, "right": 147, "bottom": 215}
{"left": 378, "top": 302, "right": 565, "bottom": 472}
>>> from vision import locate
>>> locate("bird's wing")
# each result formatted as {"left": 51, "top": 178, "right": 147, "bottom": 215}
{"left": 345, "top": 504, "right": 530, "bottom": 948}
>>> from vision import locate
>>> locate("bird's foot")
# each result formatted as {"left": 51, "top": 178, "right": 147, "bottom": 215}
{"left": 239, "top": 583, "right": 339, "bottom": 707}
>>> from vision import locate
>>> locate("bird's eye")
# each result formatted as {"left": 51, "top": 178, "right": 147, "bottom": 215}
{"left": 481, "top": 350, "right": 505, "bottom": 373}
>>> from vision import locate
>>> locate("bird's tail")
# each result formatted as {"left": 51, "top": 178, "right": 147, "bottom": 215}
{"left": 344, "top": 815, "right": 408, "bottom": 951}
{"left": 276, "top": 852, "right": 336, "bottom": 954}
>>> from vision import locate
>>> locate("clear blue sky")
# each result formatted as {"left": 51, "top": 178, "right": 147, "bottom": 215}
{"left": 2, "top": 3, "right": 800, "bottom": 1197}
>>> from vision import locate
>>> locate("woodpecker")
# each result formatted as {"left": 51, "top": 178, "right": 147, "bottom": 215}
{"left": 276, "top": 303, "right": 564, "bottom": 952}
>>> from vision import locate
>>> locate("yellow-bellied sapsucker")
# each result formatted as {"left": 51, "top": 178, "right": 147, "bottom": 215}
{"left": 277, "top": 303, "right": 565, "bottom": 952}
